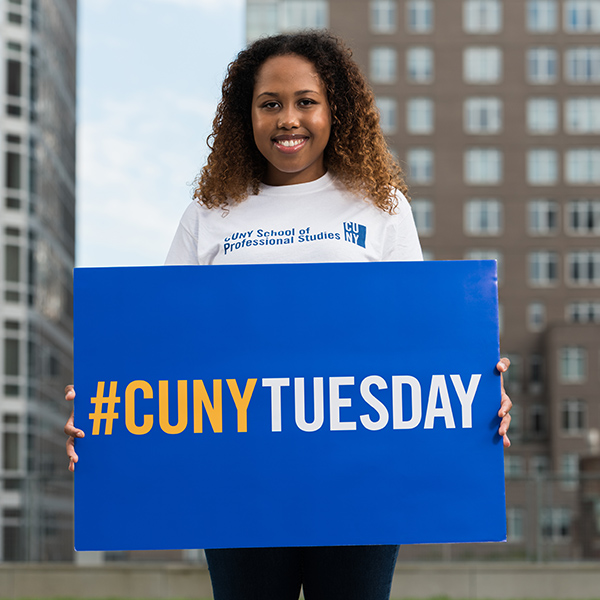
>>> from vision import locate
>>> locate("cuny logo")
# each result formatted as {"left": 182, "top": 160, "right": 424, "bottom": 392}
{"left": 344, "top": 222, "right": 366, "bottom": 248}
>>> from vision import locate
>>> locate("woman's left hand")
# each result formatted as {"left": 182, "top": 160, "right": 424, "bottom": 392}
{"left": 496, "top": 357, "right": 512, "bottom": 448}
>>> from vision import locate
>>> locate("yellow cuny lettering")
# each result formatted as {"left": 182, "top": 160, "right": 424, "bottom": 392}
{"left": 226, "top": 379, "right": 257, "bottom": 433}
{"left": 159, "top": 380, "right": 188, "bottom": 434}
{"left": 193, "top": 379, "right": 223, "bottom": 433}
{"left": 125, "top": 380, "right": 154, "bottom": 435}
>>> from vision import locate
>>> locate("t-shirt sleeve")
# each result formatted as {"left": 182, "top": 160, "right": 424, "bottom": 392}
{"left": 383, "top": 192, "right": 424, "bottom": 262}
{"left": 164, "top": 203, "right": 201, "bottom": 265}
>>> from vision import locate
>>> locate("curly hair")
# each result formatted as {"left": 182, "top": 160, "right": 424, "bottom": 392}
{"left": 193, "top": 30, "right": 408, "bottom": 213}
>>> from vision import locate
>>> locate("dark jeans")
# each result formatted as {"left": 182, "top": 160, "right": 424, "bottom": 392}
{"left": 205, "top": 545, "right": 400, "bottom": 600}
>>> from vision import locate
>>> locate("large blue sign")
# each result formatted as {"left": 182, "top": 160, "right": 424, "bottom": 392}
{"left": 73, "top": 260, "right": 506, "bottom": 551}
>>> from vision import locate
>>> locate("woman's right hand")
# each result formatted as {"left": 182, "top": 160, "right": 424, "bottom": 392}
{"left": 64, "top": 385, "right": 84, "bottom": 472}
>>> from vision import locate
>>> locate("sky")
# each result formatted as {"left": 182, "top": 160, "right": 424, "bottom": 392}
{"left": 76, "top": 0, "right": 246, "bottom": 266}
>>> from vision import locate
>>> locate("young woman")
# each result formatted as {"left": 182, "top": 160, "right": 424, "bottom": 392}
{"left": 66, "top": 30, "right": 512, "bottom": 600}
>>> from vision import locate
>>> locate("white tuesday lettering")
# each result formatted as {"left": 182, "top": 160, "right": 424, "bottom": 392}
{"left": 261, "top": 374, "right": 482, "bottom": 433}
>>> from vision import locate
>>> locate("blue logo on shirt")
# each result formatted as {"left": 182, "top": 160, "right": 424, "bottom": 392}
{"left": 344, "top": 222, "right": 367, "bottom": 248}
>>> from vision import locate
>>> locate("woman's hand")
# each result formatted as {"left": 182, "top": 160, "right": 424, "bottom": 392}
{"left": 496, "top": 358, "right": 512, "bottom": 448}
{"left": 64, "top": 385, "right": 84, "bottom": 472}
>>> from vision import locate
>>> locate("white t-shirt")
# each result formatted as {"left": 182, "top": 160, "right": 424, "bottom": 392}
{"left": 165, "top": 172, "right": 422, "bottom": 265}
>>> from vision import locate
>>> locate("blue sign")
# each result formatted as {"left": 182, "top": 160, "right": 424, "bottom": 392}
{"left": 74, "top": 260, "right": 506, "bottom": 551}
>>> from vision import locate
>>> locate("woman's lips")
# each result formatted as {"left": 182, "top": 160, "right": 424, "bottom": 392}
{"left": 272, "top": 136, "right": 308, "bottom": 153}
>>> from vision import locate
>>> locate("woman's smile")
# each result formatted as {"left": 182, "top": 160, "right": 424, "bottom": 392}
{"left": 272, "top": 135, "right": 309, "bottom": 152}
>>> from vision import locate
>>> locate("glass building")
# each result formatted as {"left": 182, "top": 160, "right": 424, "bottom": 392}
{"left": 0, "top": 0, "right": 77, "bottom": 560}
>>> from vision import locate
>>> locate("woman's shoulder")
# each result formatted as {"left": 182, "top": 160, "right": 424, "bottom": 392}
{"left": 177, "top": 199, "right": 223, "bottom": 227}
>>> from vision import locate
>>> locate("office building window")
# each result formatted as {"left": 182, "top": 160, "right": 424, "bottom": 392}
{"left": 376, "top": 97, "right": 397, "bottom": 134}
{"left": 505, "top": 455, "right": 524, "bottom": 478}
{"left": 528, "top": 149, "right": 558, "bottom": 185}
{"left": 3, "top": 338, "right": 19, "bottom": 376}
{"left": 463, "top": 0, "right": 502, "bottom": 32}
{"left": 527, "top": 0, "right": 558, "bottom": 32}
{"left": 407, "top": 0, "right": 433, "bottom": 32}
{"left": 565, "top": 47, "right": 600, "bottom": 82}
{"left": 560, "top": 453, "right": 580, "bottom": 490}
{"left": 567, "top": 300, "right": 600, "bottom": 322}
{"left": 567, "top": 199, "right": 600, "bottom": 234}
{"left": 527, "top": 302, "right": 546, "bottom": 331}
{"left": 530, "top": 455, "right": 549, "bottom": 474}
{"left": 371, "top": 0, "right": 397, "bottom": 33}
{"left": 559, "top": 346, "right": 586, "bottom": 383}
{"left": 4, "top": 244, "right": 20, "bottom": 282}
{"left": 566, "top": 149, "right": 600, "bottom": 184}
{"left": 506, "top": 508, "right": 524, "bottom": 543}
{"left": 528, "top": 47, "right": 558, "bottom": 83}
{"left": 6, "top": 59, "right": 21, "bottom": 97}
{"left": 464, "top": 47, "right": 502, "bottom": 83}
{"left": 529, "top": 251, "right": 559, "bottom": 285}
{"left": 567, "top": 250, "right": 600, "bottom": 285}
{"left": 7, "top": 12, "right": 22, "bottom": 24}
{"left": 464, "top": 97, "right": 502, "bottom": 133}
{"left": 465, "top": 148, "right": 502, "bottom": 184}
{"left": 530, "top": 406, "right": 547, "bottom": 436}
{"left": 407, "top": 148, "right": 434, "bottom": 184}
{"left": 5, "top": 152, "right": 21, "bottom": 189}
{"left": 370, "top": 47, "right": 397, "bottom": 83}
{"left": 499, "top": 353, "right": 520, "bottom": 391}
{"left": 527, "top": 98, "right": 558, "bottom": 133}
{"left": 247, "top": 0, "right": 329, "bottom": 40}
{"left": 541, "top": 508, "right": 571, "bottom": 541}
{"left": 3, "top": 433, "right": 19, "bottom": 471}
{"left": 411, "top": 199, "right": 434, "bottom": 235}
{"left": 508, "top": 405, "right": 522, "bottom": 437}
{"left": 565, "top": 98, "right": 600, "bottom": 133}
{"left": 529, "top": 354, "right": 543, "bottom": 392}
{"left": 246, "top": 2, "right": 278, "bottom": 41}
{"left": 281, "top": 0, "right": 329, "bottom": 29}
{"left": 464, "top": 199, "right": 503, "bottom": 235}
{"left": 407, "top": 98, "right": 434, "bottom": 134}
{"left": 407, "top": 47, "right": 433, "bottom": 82}
{"left": 529, "top": 199, "right": 559, "bottom": 234}
{"left": 561, "top": 399, "right": 585, "bottom": 434}
{"left": 564, "top": 0, "right": 600, "bottom": 32}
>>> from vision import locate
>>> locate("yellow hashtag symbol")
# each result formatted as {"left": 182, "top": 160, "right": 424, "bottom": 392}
{"left": 89, "top": 382, "right": 121, "bottom": 435}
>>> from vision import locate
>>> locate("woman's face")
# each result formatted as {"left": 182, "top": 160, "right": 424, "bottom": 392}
{"left": 251, "top": 54, "right": 332, "bottom": 186}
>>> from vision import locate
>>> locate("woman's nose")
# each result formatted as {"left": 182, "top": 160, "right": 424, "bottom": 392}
{"left": 277, "top": 108, "right": 300, "bottom": 129}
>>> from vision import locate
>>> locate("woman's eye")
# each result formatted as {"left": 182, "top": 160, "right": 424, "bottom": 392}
{"left": 299, "top": 99, "right": 316, "bottom": 107}
{"left": 262, "top": 101, "right": 279, "bottom": 109}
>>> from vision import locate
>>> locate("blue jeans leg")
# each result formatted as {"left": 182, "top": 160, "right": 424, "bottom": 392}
{"left": 302, "top": 545, "right": 400, "bottom": 600}
{"left": 205, "top": 545, "right": 400, "bottom": 600}
{"left": 205, "top": 547, "right": 303, "bottom": 600}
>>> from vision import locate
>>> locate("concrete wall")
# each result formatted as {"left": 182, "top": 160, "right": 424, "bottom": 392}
{"left": 1, "top": 562, "right": 600, "bottom": 599}
{"left": 390, "top": 563, "right": 600, "bottom": 599}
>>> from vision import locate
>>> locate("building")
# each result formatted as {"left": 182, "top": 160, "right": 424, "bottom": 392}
{"left": 0, "top": 0, "right": 77, "bottom": 560}
{"left": 246, "top": 0, "right": 600, "bottom": 560}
